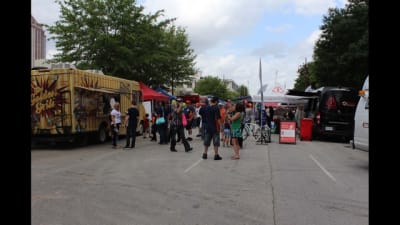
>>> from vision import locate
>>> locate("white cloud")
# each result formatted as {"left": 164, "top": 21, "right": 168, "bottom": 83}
{"left": 306, "top": 29, "right": 322, "bottom": 46}
{"left": 31, "top": 0, "right": 60, "bottom": 26}
{"left": 266, "top": 24, "right": 293, "bottom": 33}
{"left": 252, "top": 42, "right": 288, "bottom": 58}
{"left": 142, "top": 0, "right": 272, "bottom": 52}
{"left": 196, "top": 29, "right": 320, "bottom": 96}
{"left": 292, "top": 0, "right": 337, "bottom": 15}
{"left": 32, "top": 0, "right": 343, "bottom": 96}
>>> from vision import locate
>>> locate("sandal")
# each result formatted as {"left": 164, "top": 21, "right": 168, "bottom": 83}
{"left": 231, "top": 156, "right": 240, "bottom": 160}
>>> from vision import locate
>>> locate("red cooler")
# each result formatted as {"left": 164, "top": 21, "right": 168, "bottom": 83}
{"left": 300, "top": 118, "right": 313, "bottom": 141}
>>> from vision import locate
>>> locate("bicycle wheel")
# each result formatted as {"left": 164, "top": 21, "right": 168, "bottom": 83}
{"left": 242, "top": 126, "right": 250, "bottom": 141}
{"left": 266, "top": 128, "right": 271, "bottom": 143}
{"left": 253, "top": 126, "right": 261, "bottom": 141}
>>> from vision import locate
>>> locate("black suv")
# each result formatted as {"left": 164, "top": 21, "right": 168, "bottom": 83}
{"left": 288, "top": 87, "right": 359, "bottom": 141}
{"left": 307, "top": 87, "right": 358, "bottom": 140}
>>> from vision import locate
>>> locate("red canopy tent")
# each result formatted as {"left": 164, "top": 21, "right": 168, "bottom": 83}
{"left": 139, "top": 82, "right": 169, "bottom": 101}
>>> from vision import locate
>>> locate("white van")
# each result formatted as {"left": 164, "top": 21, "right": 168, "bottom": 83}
{"left": 352, "top": 75, "right": 369, "bottom": 151}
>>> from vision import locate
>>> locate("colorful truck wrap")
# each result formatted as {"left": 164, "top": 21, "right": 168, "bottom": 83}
{"left": 31, "top": 68, "right": 141, "bottom": 144}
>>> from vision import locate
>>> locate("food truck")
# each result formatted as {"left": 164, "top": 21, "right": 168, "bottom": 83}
{"left": 31, "top": 68, "right": 141, "bottom": 145}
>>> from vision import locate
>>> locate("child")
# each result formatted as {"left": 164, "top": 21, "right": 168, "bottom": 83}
{"left": 223, "top": 117, "right": 231, "bottom": 147}
{"left": 150, "top": 112, "right": 157, "bottom": 141}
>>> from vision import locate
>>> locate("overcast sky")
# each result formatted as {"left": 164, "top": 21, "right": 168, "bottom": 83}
{"left": 32, "top": 0, "right": 348, "bottom": 96}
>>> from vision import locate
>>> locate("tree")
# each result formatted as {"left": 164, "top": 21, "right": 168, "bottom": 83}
{"left": 294, "top": 62, "right": 317, "bottom": 91}
{"left": 46, "top": 0, "right": 197, "bottom": 87}
{"left": 194, "top": 76, "right": 228, "bottom": 99}
{"left": 237, "top": 85, "right": 249, "bottom": 96}
{"left": 160, "top": 26, "right": 197, "bottom": 95}
{"left": 312, "top": 0, "right": 368, "bottom": 89}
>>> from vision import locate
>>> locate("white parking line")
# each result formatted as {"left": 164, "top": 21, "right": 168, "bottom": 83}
{"left": 309, "top": 154, "right": 337, "bottom": 183}
{"left": 184, "top": 159, "right": 203, "bottom": 173}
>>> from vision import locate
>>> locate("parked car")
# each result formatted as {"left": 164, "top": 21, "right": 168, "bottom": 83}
{"left": 305, "top": 86, "right": 359, "bottom": 141}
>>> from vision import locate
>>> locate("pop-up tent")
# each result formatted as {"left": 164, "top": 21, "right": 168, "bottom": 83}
{"left": 155, "top": 87, "right": 176, "bottom": 100}
{"left": 139, "top": 82, "right": 169, "bottom": 101}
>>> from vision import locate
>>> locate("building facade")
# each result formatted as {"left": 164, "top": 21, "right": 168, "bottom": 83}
{"left": 224, "top": 79, "right": 239, "bottom": 92}
{"left": 31, "top": 16, "right": 46, "bottom": 67}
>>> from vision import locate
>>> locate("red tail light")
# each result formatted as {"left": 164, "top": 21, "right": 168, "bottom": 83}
{"left": 316, "top": 112, "right": 321, "bottom": 124}
{"left": 326, "top": 96, "right": 337, "bottom": 110}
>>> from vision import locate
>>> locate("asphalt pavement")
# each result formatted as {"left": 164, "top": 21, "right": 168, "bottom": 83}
{"left": 32, "top": 132, "right": 368, "bottom": 225}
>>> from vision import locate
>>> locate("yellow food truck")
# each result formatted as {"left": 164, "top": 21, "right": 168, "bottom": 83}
{"left": 31, "top": 68, "right": 141, "bottom": 145}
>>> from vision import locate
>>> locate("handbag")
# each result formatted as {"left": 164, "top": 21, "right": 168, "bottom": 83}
{"left": 156, "top": 117, "right": 165, "bottom": 125}
{"left": 182, "top": 113, "right": 187, "bottom": 127}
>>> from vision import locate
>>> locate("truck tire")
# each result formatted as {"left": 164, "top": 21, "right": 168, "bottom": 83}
{"left": 98, "top": 125, "right": 107, "bottom": 143}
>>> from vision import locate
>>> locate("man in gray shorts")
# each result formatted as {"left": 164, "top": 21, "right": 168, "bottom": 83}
{"left": 202, "top": 96, "right": 222, "bottom": 160}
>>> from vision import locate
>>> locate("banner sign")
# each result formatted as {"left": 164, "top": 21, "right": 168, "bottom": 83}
{"left": 279, "top": 121, "right": 296, "bottom": 144}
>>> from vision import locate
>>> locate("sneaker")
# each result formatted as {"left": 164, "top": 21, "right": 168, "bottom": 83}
{"left": 214, "top": 154, "right": 222, "bottom": 160}
{"left": 202, "top": 153, "right": 207, "bottom": 159}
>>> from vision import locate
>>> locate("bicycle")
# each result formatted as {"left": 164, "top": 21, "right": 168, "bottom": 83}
{"left": 242, "top": 123, "right": 261, "bottom": 141}
{"left": 255, "top": 124, "right": 271, "bottom": 144}
{"left": 242, "top": 123, "right": 271, "bottom": 144}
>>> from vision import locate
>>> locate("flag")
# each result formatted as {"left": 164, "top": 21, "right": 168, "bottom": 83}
{"left": 257, "top": 84, "right": 268, "bottom": 95}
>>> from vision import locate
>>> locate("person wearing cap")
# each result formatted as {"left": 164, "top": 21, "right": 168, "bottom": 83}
{"left": 169, "top": 98, "right": 192, "bottom": 152}
{"left": 123, "top": 100, "right": 139, "bottom": 149}
{"left": 202, "top": 96, "right": 222, "bottom": 160}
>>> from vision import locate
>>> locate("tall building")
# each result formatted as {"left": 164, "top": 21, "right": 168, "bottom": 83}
{"left": 31, "top": 16, "right": 46, "bottom": 67}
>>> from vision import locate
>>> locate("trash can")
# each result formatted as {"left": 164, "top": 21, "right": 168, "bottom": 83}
{"left": 300, "top": 118, "right": 313, "bottom": 141}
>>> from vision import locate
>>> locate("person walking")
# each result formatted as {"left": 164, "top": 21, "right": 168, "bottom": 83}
{"left": 110, "top": 102, "right": 122, "bottom": 149}
{"left": 124, "top": 100, "right": 139, "bottom": 149}
{"left": 202, "top": 97, "right": 222, "bottom": 160}
{"left": 169, "top": 98, "right": 193, "bottom": 152}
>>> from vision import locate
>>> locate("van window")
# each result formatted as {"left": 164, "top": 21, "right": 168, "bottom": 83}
{"left": 321, "top": 90, "right": 357, "bottom": 113}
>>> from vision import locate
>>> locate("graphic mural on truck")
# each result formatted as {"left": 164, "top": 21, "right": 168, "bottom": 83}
{"left": 31, "top": 75, "right": 70, "bottom": 134}
{"left": 73, "top": 75, "right": 112, "bottom": 132}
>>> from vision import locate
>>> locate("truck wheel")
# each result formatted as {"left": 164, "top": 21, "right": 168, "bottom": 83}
{"left": 98, "top": 125, "right": 107, "bottom": 143}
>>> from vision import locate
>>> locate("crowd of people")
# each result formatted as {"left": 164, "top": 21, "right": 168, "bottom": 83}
{"left": 109, "top": 96, "right": 308, "bottom": 160}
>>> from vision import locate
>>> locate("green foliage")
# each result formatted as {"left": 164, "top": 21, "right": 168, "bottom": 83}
{"left": 46, "top": 0, "right": 197, "bottom": 87}
{"left": 312, "top": 0, "right": 368, "bottom": 89}
{"left": 294, "top": 62, "right": 317, "bottom": 91}
{"left": 194, "top": 76, "right": 228, "bottom": 99}
{"left": 226, "top": 90, "right": 240, "bottom": 100}
{"left": 237, "top": 85, "right": 249, "bottom": 96}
